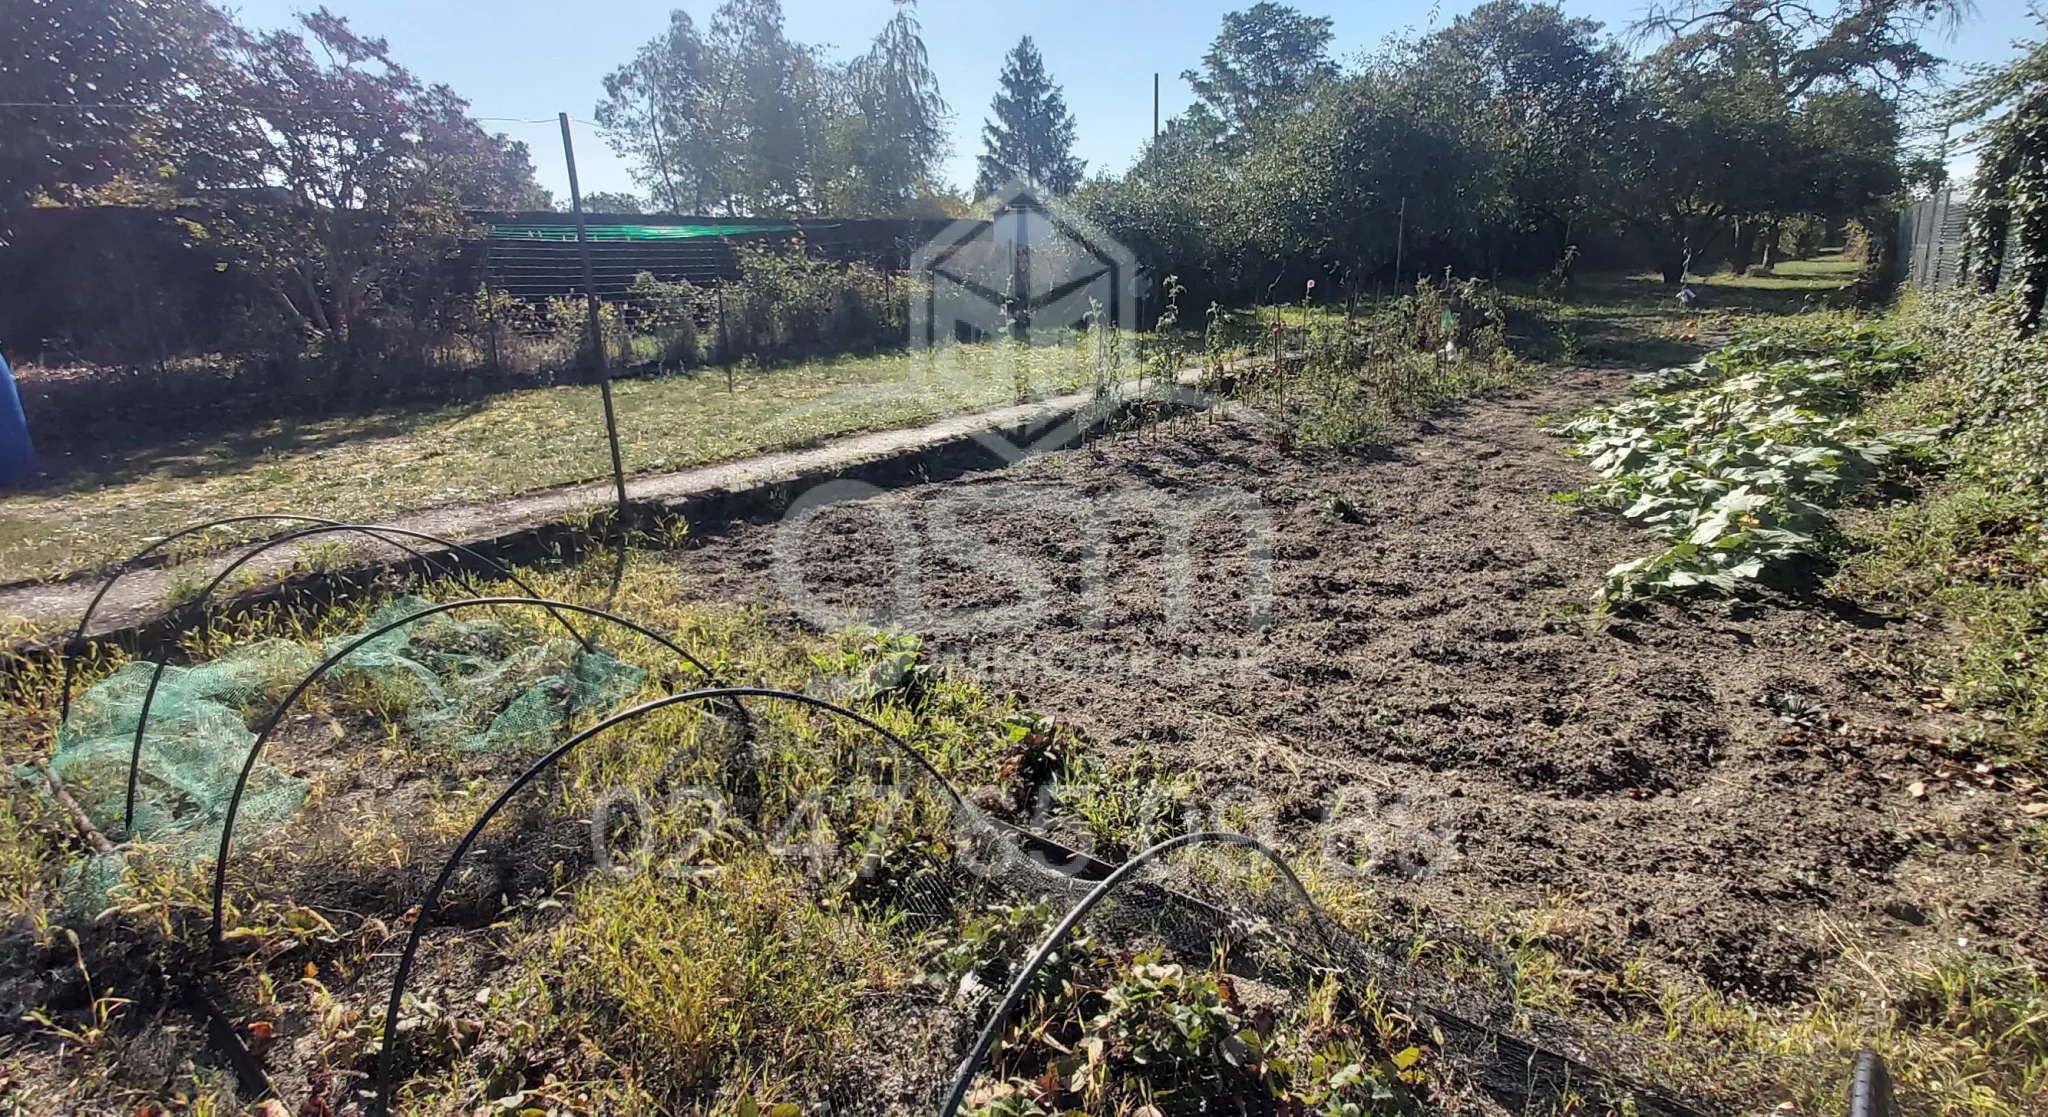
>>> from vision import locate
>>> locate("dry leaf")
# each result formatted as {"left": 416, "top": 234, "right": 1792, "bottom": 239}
{"left": 2021, "top": 802, "right": 2048, "bottom": 816}
{"left": 1908, "top": 781, "right": 1927, "bottom": 798}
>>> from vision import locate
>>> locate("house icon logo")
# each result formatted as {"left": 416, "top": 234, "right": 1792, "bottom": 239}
{"left": 910, "top": 178, "right": 1139, "bottom": 361}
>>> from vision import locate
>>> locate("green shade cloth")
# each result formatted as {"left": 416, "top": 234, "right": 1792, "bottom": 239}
{"left": 486, "top": 222, "right": 821, "bottom": 242}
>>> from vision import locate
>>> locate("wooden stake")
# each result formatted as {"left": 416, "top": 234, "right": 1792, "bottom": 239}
{"left": 33, "top": 760, "right": 112, "bottom": 854}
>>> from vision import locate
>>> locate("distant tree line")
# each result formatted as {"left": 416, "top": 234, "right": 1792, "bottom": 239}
{"left": 1077, "top": 0, "right": 1953, "bottom": 307}
{"left": 0, "top": 0, "right": 2009, "bottom": 393}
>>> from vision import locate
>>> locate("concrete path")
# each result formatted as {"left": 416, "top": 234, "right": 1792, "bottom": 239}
{"left": 0, "top": 376, "right": 1196, "bottom": 644}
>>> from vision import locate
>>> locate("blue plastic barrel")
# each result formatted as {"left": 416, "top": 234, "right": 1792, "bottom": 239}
{"left": 0, "top": 351, "right": 36, "bottom": 487}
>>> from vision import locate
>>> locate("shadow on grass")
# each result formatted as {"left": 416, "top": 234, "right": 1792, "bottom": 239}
{"left": 19, "top": 397, "right": 495, "bottom": 494}
{"left": 15, "top": 358, "right": 765, "bottom": 494}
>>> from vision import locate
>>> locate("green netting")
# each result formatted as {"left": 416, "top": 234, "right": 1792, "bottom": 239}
{"left": 32, "top": 596, "right": 648, "bottom": 912}
{"left": 485, "top": 222, "right": 815, "bottom": 241}
{"left": 43, "top": 640, "right": 319, "bottom": 858}
{"left": 325, "top": 597, "right": 648, "bottom": 754}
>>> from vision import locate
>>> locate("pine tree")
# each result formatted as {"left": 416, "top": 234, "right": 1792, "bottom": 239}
{"left": 974, "top": 36, "right": 1084, "bottom": 198}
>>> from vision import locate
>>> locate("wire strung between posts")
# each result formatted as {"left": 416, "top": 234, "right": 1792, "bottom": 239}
{"left": 367, "top": 684, "right": 969, "bottom": 1117}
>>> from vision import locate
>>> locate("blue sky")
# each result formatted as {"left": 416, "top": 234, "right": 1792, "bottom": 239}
{"left": 220, "top": 0, "right": 2037, "bottom": 205}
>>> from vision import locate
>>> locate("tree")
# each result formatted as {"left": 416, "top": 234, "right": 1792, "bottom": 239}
{"left": 1634, "top": 0, "right": 1966, "bottom": 99}
{"left": 1608, "top": 57, "right": 1797, "bottom": 283}
{"left": 1183, "top": 3, "right": 1336, "bottom": 136}
{"left": 594, "top": 0, "right": 823, "bottom": 216}
{"left": 1406, "top": 1, "right": 1630, "bottom": 275}
{"left": 975, "top": 37, "right": 1084, "bottom": 198}
{"left": 1946, "top": 12, "right": 2048, "bottom": 325}
{"left": 1626, "top": 0, "right": 1949, "bottom": 280}
{"left": 1079, "top": 102, "right": 1240, "bottom": 308}
{"left": 0, "top": 0, "right": 235, "bottom": 237}
{"left": 593, "top": 10, "right": 709, "bottom": 213}
{"left": 840, "top": 0, "right": 950, "bottom": 212}
{"left": 186, "top": 8, "right": 550, "bottom": 345}
{"left": 598, "top": 0, "right": 945, "bottom": 217}
{"left": 581, "top": 191, "right": 647, "bottom": 214}
{"left": 707, "top": 0, "right": 827, "bottom": 215}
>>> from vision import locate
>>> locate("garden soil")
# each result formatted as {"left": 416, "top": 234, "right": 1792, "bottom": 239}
{"left": 674, "top": 367, "right": 2045, "bottom": 1006}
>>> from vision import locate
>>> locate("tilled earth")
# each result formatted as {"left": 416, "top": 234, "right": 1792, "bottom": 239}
{"left": 677, "top": 368, "right": 2044, "bottom": 1006}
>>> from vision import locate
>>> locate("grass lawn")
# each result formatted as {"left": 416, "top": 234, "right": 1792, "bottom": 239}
{"left": 1551, "top": 254, "right": 1862, "bottom": 316}
{"left": 0, "top": 343, "right": 1104, "bottom": 582}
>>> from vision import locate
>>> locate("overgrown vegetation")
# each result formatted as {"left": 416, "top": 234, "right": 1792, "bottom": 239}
{"left": 4, "top": 0, "right": 2047, "bottom": 1113}
{"left": 1, "top": 531, "right": 2042, "bottom": 1114}
{"left": 1212, "top": 275, "right": 1521, "bottom": 449}
{"left": 1948, "top": 11, "right": 2048, "bottom": 327}
{"left": 1834, "top": 289, "right": 2048, "bottom": 748}
{"left": 1553, "top": 285, "right": 2047, "bottom": 761}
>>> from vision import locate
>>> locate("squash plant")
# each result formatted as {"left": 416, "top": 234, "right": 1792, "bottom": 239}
{"left": 1556, "top": 321, "right": 1934, "bottom": 604}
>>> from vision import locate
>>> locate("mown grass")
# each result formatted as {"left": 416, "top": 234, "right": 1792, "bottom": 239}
{"left": 1549, "top": 255, "right": 1863, "bottom": 317}
{"left": 0, "top": 342, "right": 1108, "bottom": 583}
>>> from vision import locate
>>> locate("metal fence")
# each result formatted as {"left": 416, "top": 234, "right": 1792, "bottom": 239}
{"left": 1899, "top": 189, "right": 1969, "bottom": 289}
{"left": 1899, "top": 187, "right": 2022, "bottom": 292}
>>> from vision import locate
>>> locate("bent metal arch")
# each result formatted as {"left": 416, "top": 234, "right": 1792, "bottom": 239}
{"left": 64, "top": 515, "right": 398, "bottom": 722}
{"left": 366, "top": 685, "right": 966, "bottom": 1116}
{"left": 207, "top": 597, "right": 749, "bottom": 946}
{"left": 59, "top": 514, "right": 600, "bottom": 721}
{"left": 109, "top": 522, "right": 645, "bottom": 835}
{"left": 938, "top": 830, "right": 1335, "bottom": 1117}
{"left": 355, "top": 689, "right": 1708, "bottom": 1117}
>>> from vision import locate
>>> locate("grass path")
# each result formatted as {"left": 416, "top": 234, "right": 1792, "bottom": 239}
{"left": 0, "top": 345, "right": 1100, "bottom": 581}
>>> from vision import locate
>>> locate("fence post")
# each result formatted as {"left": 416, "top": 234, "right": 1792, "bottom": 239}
{"left": 1918, "top": 192, "right": 1940, "bottom": 288}
{"left": 1394, "top": 197, "right": 1406, "bottom": 291}
{"left": 558, "top": 112, "right": 629, "bottom": 520}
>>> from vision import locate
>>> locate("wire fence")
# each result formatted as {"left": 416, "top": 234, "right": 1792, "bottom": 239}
{"left": 1897, "top": 187, "right": 2019, "bottom": 292}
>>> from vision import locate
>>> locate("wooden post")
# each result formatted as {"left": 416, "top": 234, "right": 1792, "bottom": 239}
{"left": 483, "top": 289, "right": 500, "bottom": 374}
{"left": 717, "top": 283, "right": 732, "bottom": 391}
{"left": 1394, "top": 197, "right": 1406, "bottom": 292}
{"left": 560, "top": 112, "right": 628, "bottom": 518}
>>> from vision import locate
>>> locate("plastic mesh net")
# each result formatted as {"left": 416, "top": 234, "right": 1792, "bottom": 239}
{"left": 324, "top": 597, "right": 647, "bottom": 754}
{"left": 34, "top": 596, "right": 647, "bottom": 911}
